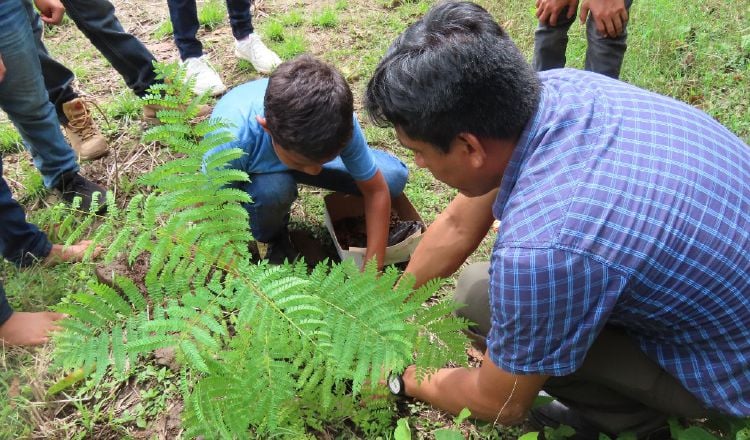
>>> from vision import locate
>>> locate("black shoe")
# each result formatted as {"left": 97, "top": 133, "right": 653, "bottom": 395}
{"left": 529, "top": 401, "right": 603, "bottom": 440}
{"left": 54, "top": 171, "right": 106, "bottom": 214}
{"left": 262, "top": 231, "right": 299, "bottom": 265}
{"left": 529, "top": 401, "right": 671, "bottom": 440}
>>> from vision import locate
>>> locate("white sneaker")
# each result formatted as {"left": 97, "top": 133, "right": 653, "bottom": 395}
{"left": 182, "top": 56, "right": 227, "bottom": 96}
{"left": 235, "top": 33, "right": 282, "bottom": 74}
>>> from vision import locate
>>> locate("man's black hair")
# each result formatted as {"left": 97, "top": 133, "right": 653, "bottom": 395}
{"left": 265, "top": 55, "right": 354, "bottom": 161}
{"left": 364, "top": 1, "right": 541, "bottom": 152}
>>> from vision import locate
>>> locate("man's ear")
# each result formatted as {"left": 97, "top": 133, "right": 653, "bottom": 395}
{"left": 456, "top": 132, "right": 487, "bottom": 168}
{"left": 256, "top": 116, "right": 271, "bottom": 135}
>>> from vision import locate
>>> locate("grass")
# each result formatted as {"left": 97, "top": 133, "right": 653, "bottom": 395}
{"left": 0, "top": 123, "right": 23, "bottom": 154}
{"left": 1, "top": 0, "right": 748, "bottom": 437}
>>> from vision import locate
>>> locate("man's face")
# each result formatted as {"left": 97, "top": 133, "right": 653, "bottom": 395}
{"left": 395, "top": 127, "right": 497, "bottom": 197}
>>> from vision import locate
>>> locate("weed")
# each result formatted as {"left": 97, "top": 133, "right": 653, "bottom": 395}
{"left": 264, "top": 20, "right": 285, "bottom": 42}
{"left": 275, "top": 33, "right": 308, "bottom": 59}
{"left": 312, "top": 8, "right": 340, "bottom": 28}
{"left": 152, "top": 19, "right": 173, "bottom": 39}
{"left": 16, "top": 160, "right": 45, "bottom": 206}
{"left": 279, "top": 10, "right": 305, "bottom": 27}
{"left": 335, "top": 0, "right": 349, "bottom": 10}
{"left": 198, "top": 0, "right": 226, "bottom": 30}
{"left": 0, "top": 123, "right": 23, "bottom": 154}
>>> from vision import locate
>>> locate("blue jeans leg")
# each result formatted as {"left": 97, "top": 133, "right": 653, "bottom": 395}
{"left": 242, "top": 172, "right": 298, "bottom": 242}
{"left": 167, "top": 0, "right": 203, "bottom": 60}
{"left": 0, "top": 161, "right": 52, "bottom": 267}
{"left": 584, "top": 0, "right": 634, "bottom": 79}
{"left": 292, "top": 150, "right": 409, "bottom": 198}
{"left": 532, "top": 6, "right": 577, "bottom": 72}
{"left": 226, "top": 0, "right": 253, "bottom": 40}
{"left": 0, "top": 0, "right": 79, "bottom": 188}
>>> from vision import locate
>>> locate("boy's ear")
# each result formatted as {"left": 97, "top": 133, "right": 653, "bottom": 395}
{"left": 456, "top": 132, "right": 487, "bottom": 169}
{"left": 256, "top": 116, "right": 271, "bottom": 135}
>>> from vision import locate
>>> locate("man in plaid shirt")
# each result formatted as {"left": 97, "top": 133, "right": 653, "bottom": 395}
{"left": 365, "top": 2, "right": 749, "bottom": 437}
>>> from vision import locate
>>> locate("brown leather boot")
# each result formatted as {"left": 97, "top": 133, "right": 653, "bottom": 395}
{"left": 62, "top": 98, "right": 109, "bottom": 161}
{"left": 142, "top": 102, "right": 212, "bottom": 125}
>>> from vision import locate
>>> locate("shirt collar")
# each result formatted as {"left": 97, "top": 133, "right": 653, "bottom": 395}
{"left": 492, "top": 85, "right": 550, "bottom": 220}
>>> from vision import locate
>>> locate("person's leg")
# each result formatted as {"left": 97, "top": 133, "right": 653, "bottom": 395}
{"left": 0, "top": 161, "right": 52, "bottom": 267}
{"left": 225, "top": 0, "right": 253, "bottom": 40}
{"left": 583, "top": 0, "right": 634, "bottom": 78}
{"left": 453, "top": 262, "right": 711, "bottom": 437}
{"left": 240, "top": 172, "right": 298, "bottom": 243}
{"left": 166, "top": 0, "right": 203, "bottom": 61}
{"left": 292, "top": 150, "right": 409, "bottom": 198}
{"left": 532, "top": 6, "right": 577, "bottom": 71}
{"left": 0, "top": 0, "right": 79, "bottom": 189}
{"left": 60, "top": 0, "right": 158, "bottom": 97}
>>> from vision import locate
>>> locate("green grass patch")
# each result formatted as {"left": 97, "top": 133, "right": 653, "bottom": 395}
{"left": 0, "top": 123, "right": 23, "bottom": 154}
{"left": 152, "top": 19, "right": 173, "bottom": 39}
{"left": 279, "top": 10, "right": 305, "bottom": 27}
{"left": 263, "top": 20, "right": 285, "bottom": 42}
{"left": 275, "top": 33, "right": 308, "bottom": 60}
{"left": 312, "top": 8, "right": 340, "bottom": 28}
{"left": 198, "top": 0, "right": 226, "bottom": 30}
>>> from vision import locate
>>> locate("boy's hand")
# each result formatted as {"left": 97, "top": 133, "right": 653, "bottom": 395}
{"left": 536, "top": 0, "right": 579, "bottom": 26}
{"left": 580, "top": 0, "right": 628, "bottom": 38}
{"left": 0, "top": 54, "right": 5, "bottom": 83}
{"left": 34, "top": 0, "right": 65, "bottom": 25}
{"left": 0, "top": 311, "right": 66, "bottom": 346}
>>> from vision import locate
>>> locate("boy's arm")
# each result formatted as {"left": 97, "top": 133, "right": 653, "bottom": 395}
{"left": 355, "top": 170, "right": 391, "bottom": 271}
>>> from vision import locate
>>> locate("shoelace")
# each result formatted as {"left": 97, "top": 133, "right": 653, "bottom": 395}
{"left": 67, "top": 97, "right": 109, "bottom": 140}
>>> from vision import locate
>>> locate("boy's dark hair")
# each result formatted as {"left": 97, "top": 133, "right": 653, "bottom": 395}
{"left": 264, "top": 55, "right": 354, "bottom": 161}
{"left": 364, "top": 1, "right": 541, "bottom": 153}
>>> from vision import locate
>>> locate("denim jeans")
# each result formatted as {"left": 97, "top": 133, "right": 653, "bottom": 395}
{"left": 31, "top": 0, "right": 158, "bottom": 123}
{"left": 1, "top": 0, "right": 79, "bottom": 188}
{"left": 238, "top": 150, "right": 409, "bottom": 242}
{"left": 532, "top": 0, "right": 634, "bottom": 79}
{"left": 0, "top": 159, "right": 53, "bottom": 325}
{"left": 167, "top": 0, "right": 254, "bottom": 60}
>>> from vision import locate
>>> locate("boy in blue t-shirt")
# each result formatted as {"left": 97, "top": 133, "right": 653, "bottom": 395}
{"left": 205, "top": 55, "right": 408, "bottom": 266}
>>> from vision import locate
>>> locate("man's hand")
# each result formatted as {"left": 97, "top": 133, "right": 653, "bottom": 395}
{"left": 580, "top": 0, "right": 628, "bottom": 38}
{"left": 34, "top": 0, "right": 65, "bottom": 25}
{"left": 536, "top": 0, "right": 579, "bottom": 26}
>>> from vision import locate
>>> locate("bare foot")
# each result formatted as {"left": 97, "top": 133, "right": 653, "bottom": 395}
{"left": 44, "top": 240, "right": 102, "bottom": 266}
{"left": 0, "top": 312, "right": 65, "bottom": 346}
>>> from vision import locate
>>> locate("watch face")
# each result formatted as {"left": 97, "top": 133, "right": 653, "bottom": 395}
{"left": 388, "top": 374, "right": 402, "bottom": 394}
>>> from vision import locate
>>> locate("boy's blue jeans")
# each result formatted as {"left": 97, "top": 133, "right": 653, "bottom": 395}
{"left": 167, "top": 0, "right": 254, "bottom": 60}
{"left": 1, "top": 0, "right": 79, "bottom": 189}
{"left": 532, "top": 0, "right": 634, "bottom": 79}
{"left": 0, "top": 159, "right": 53, "bottom": 325}
{"left": 240, "top": 151, "right": 409, "bottom": 243}
{"left": 32, "top": 0, "right": 158, "bottom": 123}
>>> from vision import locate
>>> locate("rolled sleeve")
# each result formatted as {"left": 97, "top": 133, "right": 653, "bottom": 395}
{"left": 487, "top": 246, "right": 627, "bottom": 376}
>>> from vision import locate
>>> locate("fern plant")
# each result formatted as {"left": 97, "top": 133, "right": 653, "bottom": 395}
{"left": 51, "top": 62, "right": 470, "bottom": 438}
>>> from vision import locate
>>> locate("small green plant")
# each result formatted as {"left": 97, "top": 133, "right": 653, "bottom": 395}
{"left": 335, "top": 0, "right": 349, "bottom": 11}
{"left": 0, "top": 122, "right": 23, "bottom": 154}
{"left": 153, "top": 19, "right": 173, "bottom": 39}
{"left": 276, "top": 33, "right": 308, "bottom": 60}
{"left": 279, "top": 10, "right": 304, "bottom": 27}
{"left": 264, "top": 20, "right": 285, "bottom": 42}
{"left": 198, "top": 0, "right": 226, "bottom": 30}
{"left": 312, "top": 8, "right": 339, "bottom": 28}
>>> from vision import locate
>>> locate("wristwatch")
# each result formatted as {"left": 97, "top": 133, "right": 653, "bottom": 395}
{"left": 387, "top": 372, "right": 406, "bottom": 396}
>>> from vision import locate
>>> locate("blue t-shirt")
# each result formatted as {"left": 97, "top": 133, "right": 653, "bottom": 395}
{"left": 205, "top": 79, "right": 377, "bottom": 181}
{"left": 489, "top": 69, "right": 750, "bottom": 415}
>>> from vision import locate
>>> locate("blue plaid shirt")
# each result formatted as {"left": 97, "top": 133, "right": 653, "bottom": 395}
{"left": 488, "top": 69, "right": 750, "bottom": 416}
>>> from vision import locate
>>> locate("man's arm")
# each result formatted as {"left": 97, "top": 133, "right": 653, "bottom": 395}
{"left": 356, "top": 170, "right": 391, "bottom": 271}
{"left": 580, "top": 0, "right": 629, "bottom": 38}
{"left": 404, "top": 189, "right": 497, "bottom": 288}
{"left": 34, "top": 0, "right": 65, "bottom": 24}
{"left": 402, "top": 351, "right": 548, "bottom": 424}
